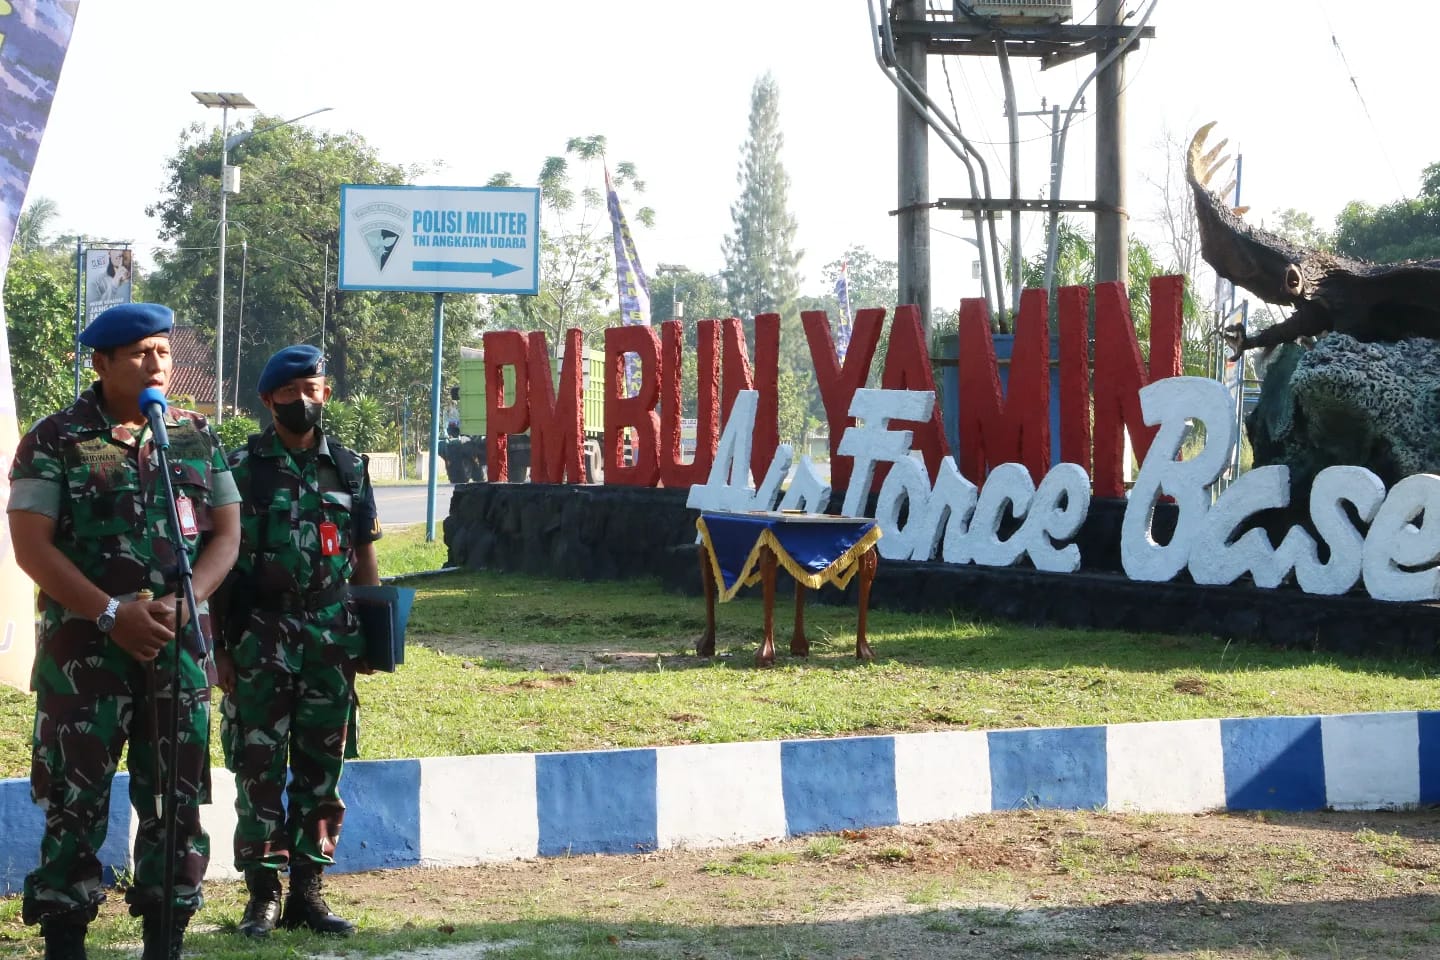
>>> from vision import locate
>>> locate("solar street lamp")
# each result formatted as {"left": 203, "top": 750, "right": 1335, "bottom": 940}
{"left": 191, "top": 91, "right": 255, "bottom": 425}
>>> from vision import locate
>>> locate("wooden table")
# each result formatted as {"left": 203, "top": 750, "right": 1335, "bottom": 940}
{"left": 696, "top": 512, "right": 882, "bottom": 667}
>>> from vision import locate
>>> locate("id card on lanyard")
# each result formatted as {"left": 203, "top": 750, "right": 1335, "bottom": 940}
{"left": 319, "top": 521, "right": 341, "bottom": 556}
{"left": 176, "top": 495, "right": 199, "bottom": 537}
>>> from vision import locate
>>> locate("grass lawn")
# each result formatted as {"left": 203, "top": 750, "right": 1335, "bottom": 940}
{"left": 0, "top": 523, "right": 1434, "bottom": 779}
{"left": 375, "top": 522, "right": 450, "bottom": 577}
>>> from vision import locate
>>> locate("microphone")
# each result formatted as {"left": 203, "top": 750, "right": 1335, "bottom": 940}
{"left": 138, "top": 386, "right": 170, "bottom": 450}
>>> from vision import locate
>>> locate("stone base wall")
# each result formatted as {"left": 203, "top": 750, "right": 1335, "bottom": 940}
{"left": 446, "top": 483, "right": 698, "bottom": 582}
{"left": 444, "top": 483, "right": 1440, "bottom": 657}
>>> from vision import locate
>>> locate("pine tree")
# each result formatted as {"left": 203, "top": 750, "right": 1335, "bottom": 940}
{"left": 721, "top": 73, "right": 802, "bottom": 325}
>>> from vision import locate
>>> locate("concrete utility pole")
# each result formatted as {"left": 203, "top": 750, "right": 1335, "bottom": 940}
{"left": 1094, "top": 0, "right": 1128, "bottom": 286}
{"left": 1018, "top": 100, "right": 1082, "bottom": 303}
{"left": 896, "top": 0, "right": 932, "bottom": 336}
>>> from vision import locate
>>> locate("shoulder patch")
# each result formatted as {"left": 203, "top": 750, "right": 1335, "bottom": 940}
{"left": 167, "top": 418, "right": 212, "bottom": 459}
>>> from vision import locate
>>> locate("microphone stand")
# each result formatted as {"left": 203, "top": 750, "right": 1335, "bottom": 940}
{"left": 145, "top": 408, "right": 207, "bottom": 960}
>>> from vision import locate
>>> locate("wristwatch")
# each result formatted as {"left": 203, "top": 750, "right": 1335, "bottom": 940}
{"left": 95, "top": 597, "right": 120, "bottom": 633}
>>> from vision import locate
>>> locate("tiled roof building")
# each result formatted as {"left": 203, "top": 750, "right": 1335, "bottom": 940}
{"left": 168, "top": 323, "right": 217, "bottom": 416}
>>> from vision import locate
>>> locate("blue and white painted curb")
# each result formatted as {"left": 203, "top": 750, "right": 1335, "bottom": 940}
{"left": 2, "top": 710, "right": 1437, "bottom": 893}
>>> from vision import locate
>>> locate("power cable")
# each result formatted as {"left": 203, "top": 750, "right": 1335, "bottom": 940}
{"left": 929, "top": 4, "right": 1007, "bottom": 169}
{"left": 1316, "top": 0, "right": 1404, "bottom": 196}
{"left": 959, "top": 58, "right": 1009, "bottom": 169}
{"left": 176, "top": 242, "right": 323, "bottom": 274}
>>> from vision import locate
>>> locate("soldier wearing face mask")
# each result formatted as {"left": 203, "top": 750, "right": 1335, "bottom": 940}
{"left": 212, "top": 345, "right": 381, "bottom": 940}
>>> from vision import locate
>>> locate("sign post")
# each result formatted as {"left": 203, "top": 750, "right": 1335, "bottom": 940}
{"left": 339, "top": 184, "right": 541, "bottom": 540}
{"left": 427, "top": 293, "right": 444, "bottom": 541}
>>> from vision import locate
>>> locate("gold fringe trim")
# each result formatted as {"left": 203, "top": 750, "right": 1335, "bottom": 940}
{"left": 696, "top": 517, "right": 882, "bottom": 603}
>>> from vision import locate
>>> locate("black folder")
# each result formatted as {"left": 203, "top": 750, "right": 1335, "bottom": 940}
{"left": 349, "top": 585, "right": 415, "bottom": 672}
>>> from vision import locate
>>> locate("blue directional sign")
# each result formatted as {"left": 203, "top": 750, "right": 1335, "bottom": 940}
{"left": 338, "top": 184, "right": 541, "bottom": 295}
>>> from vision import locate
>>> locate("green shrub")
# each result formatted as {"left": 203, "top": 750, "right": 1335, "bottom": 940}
{"left": 322, "top": 399, "right": 359, "bottom": 449}
{"left": 216, "top": 414, "right": 260, "bottom": 453}
{"left": 325, "top": 394, "right": 398, "bottom": 452}
{"left": 350, "top": 393, "right": 400, "bottom": 451}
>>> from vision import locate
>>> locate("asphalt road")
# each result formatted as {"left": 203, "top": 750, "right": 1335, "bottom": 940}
{"left": 374, "top": 483, "right": 454, "bottom": 528}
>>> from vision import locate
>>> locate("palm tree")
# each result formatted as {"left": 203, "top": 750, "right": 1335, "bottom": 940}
{"left": 1019, "top": 217, "right": 1208, "bottom": 374}
{"left": 14, "top": 196, "right": 59, "bottom": 255}
{"left": 1021, "top": 218, "right": 1095, "bottom": 292}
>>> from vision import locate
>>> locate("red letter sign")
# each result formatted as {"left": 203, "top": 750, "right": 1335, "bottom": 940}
{"left": 956, "top": 295, "right": 1052, "bottom": 485}
{"left": 719, "top": 316, "right": 780, "bottom": 486}
{"left": 658, "top": 320, "right": 717, "bottom": 487}
{"left": 880, "top": 303, "right": 954, "bottom": 483}
{"left": 527, "top": 329, "right": 585, "bottom": 484}
{"left": 1091, "top": 277, "right": 1185, "bottom": 498}
{"left": 804, "top": 307, "right": 883, "bottom": 492}
{"left": 482, "top": 330, "right": 529, "bottom": 482}
{"left": 604, "top": 325, "right": 662, "bottom": 486}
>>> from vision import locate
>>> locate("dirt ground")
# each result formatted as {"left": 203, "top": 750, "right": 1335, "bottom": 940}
{"left": 424, "top": 635, "right": 732, "bottom": 672}
{"left": 420, "top": 633, "right": 766, "bottom": 673}
{"left": 321, "top": 807, "right": 1440, "bottom": 959}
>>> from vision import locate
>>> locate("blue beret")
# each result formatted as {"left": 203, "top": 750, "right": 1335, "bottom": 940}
{"left": 258, "top": 345, "right": 327, "bottom": 395}
{"left": 78, "top": 302, "right": 173, "bottom": 349}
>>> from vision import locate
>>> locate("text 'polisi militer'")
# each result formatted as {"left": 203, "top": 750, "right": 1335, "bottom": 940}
{"left": 411, "top": 209, "right": 529, "bottom": 249}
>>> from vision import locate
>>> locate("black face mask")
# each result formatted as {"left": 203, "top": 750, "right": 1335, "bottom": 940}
{"left": 273, "top": 397, "right": 324, "bottom": 434}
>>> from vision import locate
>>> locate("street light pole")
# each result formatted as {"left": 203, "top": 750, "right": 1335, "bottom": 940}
{"left": 216, "top": 121, "right": 230, "bottom": 425}
{"left": 192, "top": 92, "right": 255, "bottom": 426}
{"left": 192, "top": 96, "right": 332, "bottom": 424}
{"left": 655, "top": 263, "right": 688, "bottom": 322}
{"left": 234, "top": 239, "right": 247, "bottom": 411}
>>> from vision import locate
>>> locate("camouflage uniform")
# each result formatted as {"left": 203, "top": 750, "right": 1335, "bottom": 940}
{"left": 220, "top": 425, "right": 381, "bottom": 873}
{"left": 5, "top": 384, "right": 238, "bottom": 924}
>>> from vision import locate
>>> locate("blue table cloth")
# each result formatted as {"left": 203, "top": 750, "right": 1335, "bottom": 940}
{"left": 697, "top": 511, "right": 881, "bottom": 602}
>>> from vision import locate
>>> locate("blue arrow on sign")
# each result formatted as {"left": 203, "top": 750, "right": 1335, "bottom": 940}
{"left": 412, "top": 259, "right": 522, "bottom": 277}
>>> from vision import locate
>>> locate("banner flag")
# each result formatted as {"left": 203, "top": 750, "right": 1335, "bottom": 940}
{"left": 1, "top": 0, "right": 81, "bottom": 691}
{"left": 833, "top": 261, "right": 852, "bottom": 363}
{"left": 605, "top": 168, "right": 651, "bottom": 395}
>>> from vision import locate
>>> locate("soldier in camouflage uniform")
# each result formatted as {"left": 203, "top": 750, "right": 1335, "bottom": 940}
{"left": 216, "top": 344, "right": 381, "bottom": 939}
{"left": 5, "top": 303, "right": 241, "bottom": 960}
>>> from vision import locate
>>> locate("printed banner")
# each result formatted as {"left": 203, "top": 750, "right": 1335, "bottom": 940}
{"left": 85, "top": 245, "right": 132, "bottom": 321}
{"left": 605, "top": 169, "right": 650, "bottom": 395}
{"left": 1, "top": 0, "right": 81, "bottom": 691}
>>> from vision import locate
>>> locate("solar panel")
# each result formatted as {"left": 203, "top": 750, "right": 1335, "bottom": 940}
{"left": 190, "top": 91, "right": 256, "bottom": 109}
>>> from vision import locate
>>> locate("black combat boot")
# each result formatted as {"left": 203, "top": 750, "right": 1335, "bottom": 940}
{"left": 280, "top": 862, "right": 355, "bottom": 936}
{"left": 39, "top": 911, "right": 88, "bottom": 960}
{"left": 237, "top": 868, "right": 282, "bottom": 938}
{"left": 140, "top": 910, "right": 190, "bottom": 960}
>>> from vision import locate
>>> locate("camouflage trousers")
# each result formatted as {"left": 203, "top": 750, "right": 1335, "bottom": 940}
{"left": 23, "top": 677, "right": 211, "bottom": 924}
{"left": 222, "top": 626, "right": 358, "bottom": 872}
